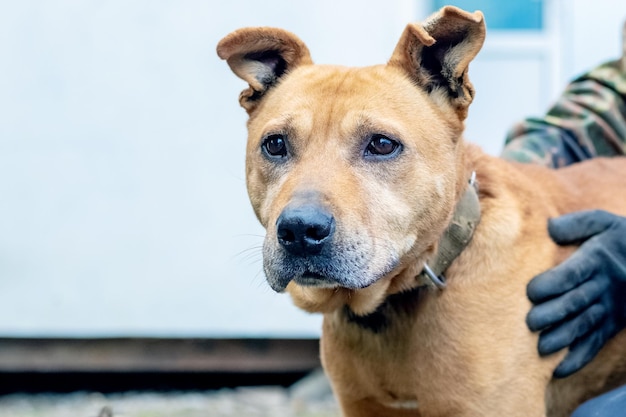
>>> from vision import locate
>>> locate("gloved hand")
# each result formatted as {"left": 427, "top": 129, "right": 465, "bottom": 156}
{"left": 526, "top": 210, "right": 626, "bottom": 378}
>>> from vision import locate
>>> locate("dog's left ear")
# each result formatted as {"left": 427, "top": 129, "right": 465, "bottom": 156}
{"left": 389, "top": 6, "right": 485, "bottom": 120}
{"left": 217, "top": 27, "right": 313, "bottom": 114}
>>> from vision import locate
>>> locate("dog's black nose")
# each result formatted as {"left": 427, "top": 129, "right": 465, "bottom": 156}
{"left": 276, "top": 205, "right": 335, "bottom": 256}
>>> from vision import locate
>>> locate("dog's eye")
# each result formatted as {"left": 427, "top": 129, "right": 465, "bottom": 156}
{"left": 365, "top": 134, "right": 401, "bottom": 157}
{"left": 262, "top": 134, "right": 288, "bottom": 158}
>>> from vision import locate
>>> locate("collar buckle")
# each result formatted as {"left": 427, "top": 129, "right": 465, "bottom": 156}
{"left": 422, "top": 263, "right": 447, "bottom": 289}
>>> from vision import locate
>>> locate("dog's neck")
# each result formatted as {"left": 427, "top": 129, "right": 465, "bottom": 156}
{"left": 417, "top": 173, "right": 481, "bottom": 289}
{"left": 344, "top": 174, "right": 481, "bottom": 331}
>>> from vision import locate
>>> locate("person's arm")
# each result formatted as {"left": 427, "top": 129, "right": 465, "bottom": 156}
{"left": 501, "top": 60, "right": 626, "bottom": 167}
{"left": 501, "top": 30, "right": 626, "bottom": 378}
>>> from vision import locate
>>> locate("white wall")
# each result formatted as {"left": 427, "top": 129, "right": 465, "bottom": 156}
{"left": 0, "top": 0, "right": 623, "bottom": 337}
{"left": 566, "top": 0, "right": 626, "bottom": 80}
{"left": 0, "top": 0, "right": 421, "bottom": 337}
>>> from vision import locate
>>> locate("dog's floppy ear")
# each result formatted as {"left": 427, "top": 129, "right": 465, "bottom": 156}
{"left": 217, "top": 27, "right": 313, "bottom": 114}
{"left": 389, "top": 6, "right": 485, "bottom": 120}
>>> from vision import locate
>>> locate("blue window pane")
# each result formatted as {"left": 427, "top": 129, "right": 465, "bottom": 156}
{"left": 432, "top": 0, "right": 543, "bottom": 31}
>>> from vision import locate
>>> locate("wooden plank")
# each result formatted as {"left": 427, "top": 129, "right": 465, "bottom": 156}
{"left": 0, "top": 338, "right": 321, "bottom": 373}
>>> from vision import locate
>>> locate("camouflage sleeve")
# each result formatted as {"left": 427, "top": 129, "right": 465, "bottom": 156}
{"left": 501, "top": 59, "right": 626, "bottom": 168}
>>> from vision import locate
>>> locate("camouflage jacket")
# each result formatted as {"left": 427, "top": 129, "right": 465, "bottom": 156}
{"left": 501, "top": 59, "right": 626, "bottom": 168}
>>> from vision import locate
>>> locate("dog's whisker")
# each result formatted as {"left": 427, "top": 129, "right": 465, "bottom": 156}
{"left": 235, "top": 245, "right": 263, "bottom": 256}
{"left": 234, "top": 245, "right": 263, "bottom": 257}
{"left": 232, "top": 233, "right": 265, "bottom": 240}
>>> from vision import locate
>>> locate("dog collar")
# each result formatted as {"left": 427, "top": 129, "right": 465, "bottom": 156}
{"left": 418, "top": 172, "right": 481, "bottom": 290}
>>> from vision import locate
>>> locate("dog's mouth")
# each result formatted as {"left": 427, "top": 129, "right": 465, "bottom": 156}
{"left": 293, "top": 271, "right": 341, "bottom": 289}
{"left": 264, "top": 252, "right": 399, "bottom": 293}
{"left": 267, "top": 266, "right": 344, "bottom": 292}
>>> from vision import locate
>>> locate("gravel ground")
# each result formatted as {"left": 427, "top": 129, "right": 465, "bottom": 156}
{"left": 0, "top": 370, "right": 340, "bottom": 417}
{"left": 0, "top": 387, "right": 340, "bottom": 417}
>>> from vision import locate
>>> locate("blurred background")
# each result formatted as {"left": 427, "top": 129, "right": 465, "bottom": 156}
{"left": 0, "top": 0, "right": 625, "bottom": 415}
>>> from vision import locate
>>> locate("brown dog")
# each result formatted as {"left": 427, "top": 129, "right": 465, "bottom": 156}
{"left": 218, "top": 6, "right": 626, "bottom": 417}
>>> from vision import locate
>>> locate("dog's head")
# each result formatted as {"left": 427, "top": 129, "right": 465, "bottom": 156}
{"left": 218, "top": 6, "right": 485, "bottom": 314}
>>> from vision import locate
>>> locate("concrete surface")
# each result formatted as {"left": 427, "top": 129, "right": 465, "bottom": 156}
{"left": 0, "top": 387, "right": 340, "bottom": 417}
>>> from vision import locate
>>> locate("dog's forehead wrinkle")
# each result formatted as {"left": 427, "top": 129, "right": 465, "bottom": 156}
{"left": 307, "top": 68, "right": 357, "bottom": 140}
{"left": 342, "top": 113, "right": 406, "bottom": 141}
{"left": 265, "top": 66, "right": 456, "bottom": 153}
{"left": 257, "top": 111, "right": 313, "bottom": 144}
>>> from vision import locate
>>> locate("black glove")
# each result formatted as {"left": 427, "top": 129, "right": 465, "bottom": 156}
{"left": 526, "top": 210, "right": 626, "bottom": 378}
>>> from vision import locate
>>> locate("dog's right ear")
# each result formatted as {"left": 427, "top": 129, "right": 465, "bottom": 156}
{"left": 217, "top": 27, "right": 313, "bottom": 114}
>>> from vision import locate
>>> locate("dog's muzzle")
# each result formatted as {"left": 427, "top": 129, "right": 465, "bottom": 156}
{"left": 263, "top": 196, "right": 398, "bottom": 292}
